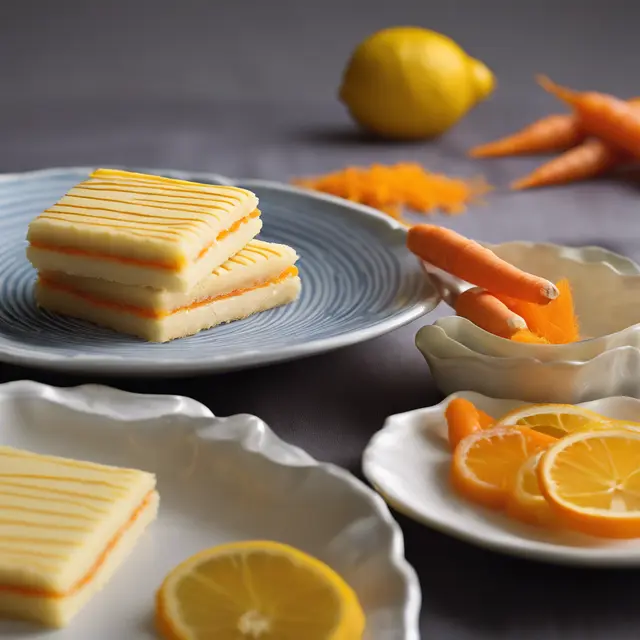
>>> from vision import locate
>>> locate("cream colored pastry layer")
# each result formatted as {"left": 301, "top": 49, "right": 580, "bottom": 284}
{"left": 39, "top": 240, "right": 299, "bottom": 314}
{"left": 0, "top": 446, "right": 156, "bottom": 596}
{"left": 36, "top": 275, "right": 302, "bottom": 342}
{"left": 28, "top": 216, "right": 263, "bottom": 292}
{"left": 0, "top": 492, "right": 159, "bottom": 628}
{"left": 27, "top": 169, "right": 259, "bottom": 267}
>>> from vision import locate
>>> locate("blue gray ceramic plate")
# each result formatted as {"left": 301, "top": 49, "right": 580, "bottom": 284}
{"left": 0, "top": 167, "right": 439, "bottom": 376}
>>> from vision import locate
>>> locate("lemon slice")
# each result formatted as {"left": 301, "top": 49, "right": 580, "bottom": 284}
{"left": 495, "top": 403, "right": 613, "bottom": 438}
{"left": 155, "top": 540, "right": 366, "bottom": 640}
{"left": 538, "top": 429, "right": 640, "bottom": 538}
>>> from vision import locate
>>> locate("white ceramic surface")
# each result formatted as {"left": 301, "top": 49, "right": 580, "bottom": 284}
{"left": 0, "top": 381, "right": 420, "bottom": 640}
{"left": 415, "top": 242, "right": 640, "bottom": 403}
{"left": 363, "top": 391, "right": 640, "bottom": 566}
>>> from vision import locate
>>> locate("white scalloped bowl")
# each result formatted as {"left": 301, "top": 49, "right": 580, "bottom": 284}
{"left": 415, "top": 242, "right": 640, "bottom": 403}
{"left": 0, "top": 381, "right": 420, "bottom": 640}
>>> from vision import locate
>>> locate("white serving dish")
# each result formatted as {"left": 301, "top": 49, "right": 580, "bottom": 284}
{"left": 416, "top": 326, "right": 640, "bottom": 403}
{"left": 415, "top": 242, "right": 640, "bottom": 403}
{"left": 0, "top": 381, "right": 420, "bottom": 640}
{"left": 363, "top": 391, "right": 640, "bottom": 566}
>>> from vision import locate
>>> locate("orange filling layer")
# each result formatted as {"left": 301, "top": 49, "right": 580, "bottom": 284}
{"left": 30, "top": 209, "right": 260, "bottom": 271}
{"left": 0, "top": 490, "right": 155, "bottom": 599}
{"left": 39, "top": 266, "right": 299, "bottom": 320}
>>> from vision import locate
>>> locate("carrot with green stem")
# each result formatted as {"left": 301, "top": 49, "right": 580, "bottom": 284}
{"left": 406, "top": 224, "right": 558, "bottom": 304}
{"left": 511, "top": 138, "right": 627, "bottom": 190}
{"left": 455, "top": 287, "right": 528, "bottom": 338}
{"left": 538, "top": 76, "right": 640, "bottom": 157}
{"left": 469, "top": 114, "right": 585, "bottom": 158}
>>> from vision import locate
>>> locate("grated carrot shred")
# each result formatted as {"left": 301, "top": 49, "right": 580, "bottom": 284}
{"left": 292, "top": 163, "right": 491, "bottom": 225}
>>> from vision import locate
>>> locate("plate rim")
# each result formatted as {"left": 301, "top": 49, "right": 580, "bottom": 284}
{"left": 0, "top": 166, "right": 440, "bottom": 376}
{"left": 363, "top": 390, "right": 640, "bottom": 568}
{"left": 0, "top": 379, "right": 422, "bottom": 639}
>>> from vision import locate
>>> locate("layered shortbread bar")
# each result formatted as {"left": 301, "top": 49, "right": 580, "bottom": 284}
{"left": 35, "top": 239, "right": 301, "bottom": 342}
{"left": 0, "top": 446, "right": 158, "bottom": 627}
{"left": 26, "top": 169, "right": 262, "bottom": 292}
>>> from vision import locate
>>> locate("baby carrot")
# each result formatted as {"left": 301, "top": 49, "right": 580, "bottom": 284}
{"left": 406, "top": 224, "right": 559, "bottom": 304}
{"left": 455, "top": 287, "right": 528, "bottom": 338}
{"left": 538, "top": 76, "right": 640, "bottom": 158}
{"left": 511, "top": 138, "right": 625, "bottom": 190}
{"left": 469, "top": 114, "right": 585, "bottom": 158}
{"left": 446, "top": 398, "right": 494, "bottom": 449}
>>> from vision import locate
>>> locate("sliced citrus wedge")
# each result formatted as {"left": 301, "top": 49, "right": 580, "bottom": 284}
{"left": 506, "top": 451, "right": 555, "bottom": 527}
{"left": 451, "top": 426, "right": 557, "bottom": 510}
{"left": 156, "top": 540, "right": 366, "bottom": 640}
{"left": 538, "top": 429, "right": 640, "bottom": 538}
{"left": 495, "top": 403, "right": 613, "bottom": 438}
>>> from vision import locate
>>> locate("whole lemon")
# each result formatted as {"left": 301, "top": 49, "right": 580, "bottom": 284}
{"left": 339, "top": 27, "right": 495, "bottom": 139}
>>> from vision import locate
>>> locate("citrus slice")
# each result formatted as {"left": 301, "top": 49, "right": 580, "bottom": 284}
{"left": 495, "top": 403, "right": 612, "bottom": 438}
{"left": 538, "top": 429, "right": 640, "bottom": 538}
{"left": 451, "top": 426, "right": 557, "bottom": 510}
{"left": 506, "top": 451, "right": 555, "bottom": 527}
{"left": 156, "top": 540, "right": 366, "bottom": 640}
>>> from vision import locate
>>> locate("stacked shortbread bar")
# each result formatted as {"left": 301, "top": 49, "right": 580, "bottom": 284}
{"left": 26, "top": 169, "right": 301, "bottom": 342}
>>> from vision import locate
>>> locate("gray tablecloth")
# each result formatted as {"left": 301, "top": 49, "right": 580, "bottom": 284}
{"left": 2, "top": 1, "right": 640, "bottom": 638}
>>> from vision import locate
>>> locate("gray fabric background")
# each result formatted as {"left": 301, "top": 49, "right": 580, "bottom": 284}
{"left": 2, "top": 1, "right": 640, "bottom": 637}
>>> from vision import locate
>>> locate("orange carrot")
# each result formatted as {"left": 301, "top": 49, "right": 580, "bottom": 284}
{"left": 538, "top": 76, "right": 640, "bottom": 158}
{"left": 446, "top": 398, "right": 494, "bottom": 449}
{"left": 511, "top": 138, "right": 626, "bottom": 190}
{"left": 455, "top": 287, "right": 528, "bottom": 338}
{"left": 469, "top": 114, "right": 585, "bottom": 158}
{"left": 406, "top": 224, "right": 559, "bottom": 304}
{"left": 498, "top": 279, "right": 580, "bottom": 344}
{"left": 469, "top": 97, "right": 640, "bottom": 159}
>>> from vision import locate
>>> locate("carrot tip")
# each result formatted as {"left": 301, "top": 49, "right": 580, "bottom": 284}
{"left": 536, "top": 75, "right": 576, "bottom": 104}
{"left": 506, "top": 314, "right": 528, "bottom": 331}
{"left": 510, "top": 178, "right": 530, "bottom": 191}
{"left": 543, "top": 282, "right": 560, "bottom": 301}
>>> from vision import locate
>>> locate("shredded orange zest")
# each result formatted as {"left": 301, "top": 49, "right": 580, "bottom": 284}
{"left": 510, "top": 329, "right": 551, "bottom": 344}
{"left": 503, "top": 279, "right": 580, "bottom": 344}
{"left": 292, "top": 163, "right": 491, "bottom": 224}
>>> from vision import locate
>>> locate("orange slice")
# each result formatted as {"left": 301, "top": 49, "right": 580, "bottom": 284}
{"left": 506, "top": 451, "right": 556, "bottom": 527}
{"left": 156, "top": 540, "right": 366, "bottom": 640}
{"left": 445, "top": 397, "right": 495, "bottom": 449}
{"left": 451, "top": 426, "right": 557, "bottom": 510}
{"left": 495, "top": 403, "right": 613, "bottom": 438}
{"left": 538, "top": 429, "right": 640, "bottom": 538}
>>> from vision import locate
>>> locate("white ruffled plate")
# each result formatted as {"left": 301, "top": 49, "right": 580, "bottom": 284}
{"left": 0, "top": 381, "right": 420, "bottom": 640}
{"left": 363, "top": 391, "right": 640, "bottom": 567}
